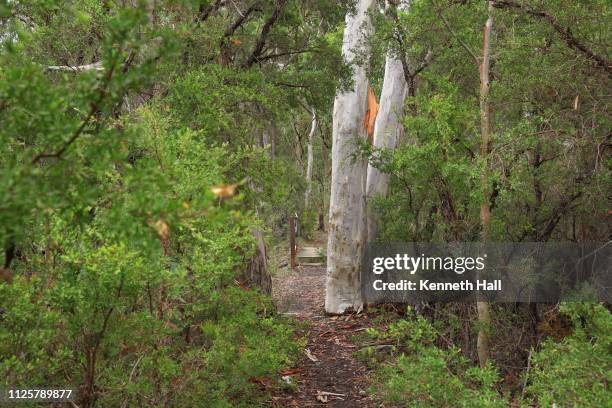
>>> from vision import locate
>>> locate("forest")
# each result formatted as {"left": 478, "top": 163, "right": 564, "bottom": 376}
{"left": 0, "top": 0, "right": 610, "bottom": 407}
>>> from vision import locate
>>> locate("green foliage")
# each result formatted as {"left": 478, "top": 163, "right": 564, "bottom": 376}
{"left": 299, "top": 208, "right": 318, "bottom": 240}
{"left": 368, "top": 311, "right": 507, "bottom": 407}
{"left": 0, "top": 1, "right": 317, "bottom": 406}
{"left": 1, "top": 0, "right": 610, "bottom": 406}
{"left": 369, "top": 77, "right": 480, "bottom": 242}
{"left": 524, "top": 303, "right": 612, "bottom": 407}
{"left": 0, "top": 104, "right": 300, "bottom": 405}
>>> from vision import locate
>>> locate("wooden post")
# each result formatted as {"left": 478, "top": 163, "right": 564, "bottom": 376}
{"left": 289, "top": 215, "right": 297, "bottom": 269}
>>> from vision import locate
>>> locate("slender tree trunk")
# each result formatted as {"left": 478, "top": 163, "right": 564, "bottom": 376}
{"left": 270, "top": 123, "right": 277, "bottom": 158}
{"left": 262, "top": 128, "right": 272, "bottom": 155}
{"left": 289, "top": 215, "right": 297, "bottom": 269}
{"left": 319, "top": 130, "right": 329, "bottom": 231}
{"left": 477, "top": 2, "right": 494, "bottom": 369}
{"left": 325, "top": 0, "right": 375, "bottom": 314}
{"left": 365, "top": 53, "right": 407, "bottom": 242}
{"left": 305, "top": 109, "right": 317, "bottom": 208}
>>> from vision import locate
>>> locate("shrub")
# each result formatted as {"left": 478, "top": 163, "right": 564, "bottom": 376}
{"left": 523, "top": 303, "right": 612, "bottom": 407}
{"left": 369, "top": 311, "right": 508, "bottom": 408}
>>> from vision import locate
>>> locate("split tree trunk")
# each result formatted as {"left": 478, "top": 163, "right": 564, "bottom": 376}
{"left": 365, "top": 53, "right": 407, "bottom": 242}
{"left": 304, "top": 109, "right": 317, "bottom": 208}
{"left": 477, "top": 3, "right": 494, "bottom": 369}
{"left": 325, "top": 0, "right": 375, "bottom": 314}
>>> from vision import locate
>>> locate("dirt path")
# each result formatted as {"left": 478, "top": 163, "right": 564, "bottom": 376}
{"left": 272, "top": 263, "right": 381, "bottom": 407}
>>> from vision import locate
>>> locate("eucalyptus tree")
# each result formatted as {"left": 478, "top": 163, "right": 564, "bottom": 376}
{"left": 326, "top": 0, "right": 376, "bottom": 314}
{"left": 365, "top": 0, "right": 409, "bottom": 242}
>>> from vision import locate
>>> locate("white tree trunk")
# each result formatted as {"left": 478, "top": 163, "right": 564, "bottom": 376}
{"left": 325, "top": 0, "right": 375, "bottom": 314}
{"left": 304, "top": 109, "right": 317, "bottom": 208}
{"left": 365, "top": 54, "right": 407, "bottom": 241}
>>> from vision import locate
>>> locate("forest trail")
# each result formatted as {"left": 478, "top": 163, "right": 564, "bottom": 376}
{"left": 271, "top": 233, "right": 381, "bottom": 407}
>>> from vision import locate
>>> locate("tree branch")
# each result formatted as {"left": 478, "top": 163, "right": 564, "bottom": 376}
{"left": 491, "top": 0, "right": 611, "bottom": 75}
{"left": 219, "top": 1, "right": 261, "bottom": 64}
{"left": 273, "top": 81, "right": 309, "bottom": 89}
{"left": 224, "top": 2, "right": 260, "bottom": 39}
{"left": 243, "top": 0, "right": 288, "bottom": 68}
{"left": 536, "top": 191, "right": 582, "bottom": 241}
{"left": 45, "top": 61, "right": 104, "bottom": 72}
{"left": 433, "top": 0, "right": 479, "bottom": 65}
{"left": 413, "top": 48, "right": 433, "bottom": 76}
{"left": 196, "top": 0, "right": 225, "bottom": 25}
{"left": 256, "top": 48, "right": 316, "bottom": 62}
{"left": 32, "top": 59, "right": 118, "bottom": 163}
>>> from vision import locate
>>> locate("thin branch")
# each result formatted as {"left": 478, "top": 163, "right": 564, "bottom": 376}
{"left": 231, "top": 0, "right": 246, "bottom": 17}
{"left": 273, "top": 81, "right": 309, "bottom": 89}
{"left": 433, "top": 0, "right": 479, "bottom": 65}
{"left": 256, "top": 48, "right": 316, "bottom": 62}
{"left": 45, "top": 61, "right": 104, "bottom": 72}
{"left": 491, "top": 0, "right": 611, "bottom": 75}
{"left": 32, "top": 59, "right": 118, "bottom": 163}
{"left": 413, "top": 48, "right": 433, "bottom": 76}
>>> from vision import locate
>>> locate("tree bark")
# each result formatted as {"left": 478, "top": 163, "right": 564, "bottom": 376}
{"left": 270, "top": 123, "right": 277, "bottom": 158}
{"left": 325, "top": 0, "right": 375, "bottom": 314}
{"left": 261, "top": 124, "right": 277, "bottom": 158}
{"left": 243, "top": 0, "right": 287, "bottom": 68}
{"left": 477, "top": 2, "right": 494, "bottom": 369}
{"left": 305, "top": 109, "right": 317, "bottom": 208}
{"left": 219, "top": 2, "right": 260, "bottom": 65}
{"left": 244, "top": 229, "right": 272, "bottom": 295}
{"left": 289, "top": 215, "right": 297, "bottom": 269}
{"left": 365, "top": 53, "right": 407, "bottom": 242}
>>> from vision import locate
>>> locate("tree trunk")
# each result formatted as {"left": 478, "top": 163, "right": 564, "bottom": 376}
{"left": 244, "top": 229, "right": 272, "bottom": 295}
{"left": 305, "top": 109, "right": 317, "bottom": 208}
{"left": 477, "top": 2, "right": 493, "bottom": 369}
{"left": 365, "top": 54, "right": 407, "bottom": 242}
{"left": 289, "top": 216, "right": 297, "bottom": 269}
{"left": 262, "top": 128, "right": 272, "bottom": 157}
{"left": 325, "top": 0, "right": 375, "bottom": 314}
{"left": 270, "top": 123, "right": 277, "bottom": 158}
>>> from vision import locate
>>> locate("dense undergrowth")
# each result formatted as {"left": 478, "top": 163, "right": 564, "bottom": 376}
{"left": 359, "top": 303, "right": 611, "bottom": 407}
{"left": 0, "top": 0, "right": 610, "bottom": 407}
{"left": 0, "top": 4, "right": 306, "bottom": 406}
{"left": 0, "top": 95, "right": 301, "bottom": 406}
